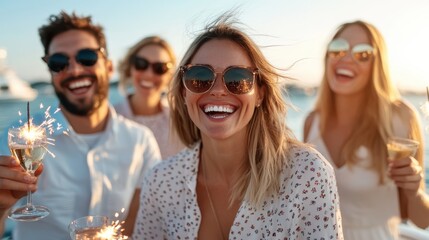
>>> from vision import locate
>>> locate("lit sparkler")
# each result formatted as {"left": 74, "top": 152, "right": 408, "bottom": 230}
{"left": 18, "top": 124, "right": 46, "bottom": 144}
{"left": 12, "top": 102, "right": 47, "bottom": 145}
{"left": 13, "top": 102, "right": 65, "bottom": 156}
{"left": 27, "top": 101, "right": 30, "bottom": 132}
{"left": 96, "top": 209, "right": 129, "bottom": 239}
{"left": 17, "top": 102, "right": 64, "bottom": 135}
{"left": 70, "top": 209, "right": 129, "bottom": 240}
{"left": 12, "top": 102, "right": 60, "bottom": 157}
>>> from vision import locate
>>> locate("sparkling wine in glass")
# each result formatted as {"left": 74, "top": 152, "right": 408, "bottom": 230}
{"left": 387, "top": 137, "right": 419, "bottom": 161}
{"left": 8, "top": 126, "right": 49, "bottom": 221}
{"left": 69, "top": 216, "right": 109, "bottom": 240}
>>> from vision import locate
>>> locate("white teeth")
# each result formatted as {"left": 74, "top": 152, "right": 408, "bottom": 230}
{"left": 204, "top": 105, "right": 234, "bottom": 113}
{"left": 140, "top": 80, "right": 154, "bottom": 88}
{"left": 69, "top": 80, "right": 92, "bottom": 89}
{"left": 336, "top": 68, "right": 354, "bottom": 77}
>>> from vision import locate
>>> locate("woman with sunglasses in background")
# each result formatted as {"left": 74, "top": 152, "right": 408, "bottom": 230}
{"left": 115, "top": 36, "right": 185, "bottom": 159}
{"left": 304, "top": 20, "right": 429, "bottom": 239}
{"left": 132, "top": 13, "right": 343, "bottom": 239}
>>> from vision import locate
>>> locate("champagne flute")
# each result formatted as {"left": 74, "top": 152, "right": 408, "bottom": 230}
{"left": 8, "top": 126, "right": 49, "bottom": 221}
{"left": 387, "top": 137, "right": 419, "bottom": 161}
{"left": 68, "top": 216, "right": 109, "bottom": 240}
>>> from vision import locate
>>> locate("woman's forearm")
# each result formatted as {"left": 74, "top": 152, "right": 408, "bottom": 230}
{"left": 407, "top": 189, "right": 429, "bottom": 228}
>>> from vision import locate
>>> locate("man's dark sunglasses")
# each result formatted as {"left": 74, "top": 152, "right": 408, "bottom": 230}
{"left": 42, "top": 48, "right": 104, "bottom": 73}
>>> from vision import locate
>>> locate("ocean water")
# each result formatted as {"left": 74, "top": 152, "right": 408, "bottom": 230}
{"left": 0, "top": 83, "right": 428, "bottom": 191}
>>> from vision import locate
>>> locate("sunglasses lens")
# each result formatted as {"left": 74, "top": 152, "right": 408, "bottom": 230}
{"left": 183, "top": 66, "right": 215, "bottom": 93}
{"left": 327, "top": 38, "right": 349, "bottom": 58}
{"left": 47, "top": 53, "right": 69, "bottom": 72}
{"left": 352, "top": 44, "right": 374, "bottom": 62}
{"left": 76, "top": 49, "right": 99, "bottom": 67}
{"left": 153, "top": 62, "right": 171, "bottom": 75}
{"left": 134, "top": 57, "right": 149, "bottom": 70}
{"left": 224, "top": 68, "right": 254, "bottom": 94}
{"left": 328, "top": 39, "right": 374, "bottom": 63}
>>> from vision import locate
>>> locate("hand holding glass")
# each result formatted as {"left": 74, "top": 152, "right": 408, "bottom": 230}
{"left": 387, "top": 137, "right": 419, "bottom": 161}
{"left": 8, "top": 126, "right": 49, "bottom": 221}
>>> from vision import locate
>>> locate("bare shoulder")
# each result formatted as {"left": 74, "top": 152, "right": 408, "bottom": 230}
{"left": 304, "top": 110, "right": 318, "bottom": 127}
{"left": 393, "top": 99, "right": 419, "bottom": 119}
{"left": 303, "top": 110, "right": 318, "bottom": 141}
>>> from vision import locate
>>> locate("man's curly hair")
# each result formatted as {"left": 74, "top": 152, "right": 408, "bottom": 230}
{"left": 38, "top": 11, "right": 107, "bottom": 56}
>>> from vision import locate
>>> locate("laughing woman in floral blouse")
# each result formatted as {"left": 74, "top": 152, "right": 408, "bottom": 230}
{"left": 132, "top": 12, "right": 343, "bottom": 240}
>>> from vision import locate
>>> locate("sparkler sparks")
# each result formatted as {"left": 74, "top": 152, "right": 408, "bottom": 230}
{"left": 70, "top": 209, "right": 129, "bottom": 240}
{"left": 23, "top": 104, "right": 60, "bottom": 129}
{"left": 11, "top": 102, "right": 64, "bottom": 158}
{"left": 96, "top": 209, "right": 129, "bottom": 240}
{"left": 11, "top": 103, "right": 47, "bottom": 145}
{"left": 16, "top": 102, "right": 63, "bottom": 135}
{"left": 97, "top": 222, "right": 128, "bottom": 240}
{"left": 19, "top": 124, "right": 45, "bottom": 143}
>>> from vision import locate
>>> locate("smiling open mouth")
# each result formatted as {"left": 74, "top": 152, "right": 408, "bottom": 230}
{"left": 203, "top": 104, "right": 236, "bottom": 119}
{"left": 139, "top": 80, "right": 155, "bottom": 88}
{"left": 336, "top": 68, "right": 355, "bottom": 78}
{"left": 64, "top": 78, "right": 94, "bottom": 94}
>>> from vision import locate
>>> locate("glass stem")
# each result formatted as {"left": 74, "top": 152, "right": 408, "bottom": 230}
{"left": 26, "top": 190, "right": 32, "bottom": 207}
{"left": 26, "top": 172, "right": 35, "bottom": 211}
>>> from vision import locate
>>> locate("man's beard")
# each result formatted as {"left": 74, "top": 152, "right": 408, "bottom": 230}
{"left": 54, "top": 74, "right": 109, "bottom": 116}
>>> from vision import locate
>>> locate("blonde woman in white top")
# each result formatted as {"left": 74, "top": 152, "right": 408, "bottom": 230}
{"left": 133, "top": 13, "right": 343, "bottom": 240}
{"left": 304, "top": 20, "right": 429, "bottom": 239}
{"left": 115, "top": 36, "right": 185, "bottom": 159}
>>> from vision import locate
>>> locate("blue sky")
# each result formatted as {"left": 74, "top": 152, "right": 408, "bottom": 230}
{"left": 0, "top": 0, "right": 428, "bottom": 92}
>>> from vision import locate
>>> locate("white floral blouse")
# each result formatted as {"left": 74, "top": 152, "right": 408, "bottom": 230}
{"left": 133, "top": 142, "right": 343, "bottom": 240}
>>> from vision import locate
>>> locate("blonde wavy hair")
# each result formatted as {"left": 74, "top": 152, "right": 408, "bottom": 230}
{"left": 117, "top": 36, "right": 176, "bottom": 95}
{"left": 168, "top": 13, "right": 299, "bottom": 206}
{"left": 315, "top": 20, "right": 424, "bottom": 185}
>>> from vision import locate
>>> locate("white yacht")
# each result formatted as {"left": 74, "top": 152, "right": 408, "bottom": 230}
{"left": 0, "top": 48, "right": 37, "bottom": 102}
